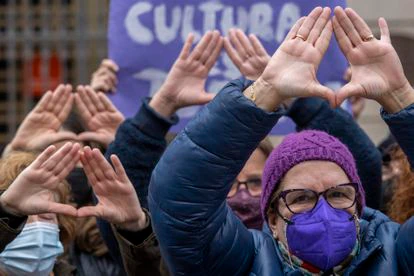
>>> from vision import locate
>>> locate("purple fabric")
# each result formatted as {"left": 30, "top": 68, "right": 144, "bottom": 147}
{"left": 287, "top": 199, "right": 357, "bottom": 271}
{"left": 227, "top": 190, "right": 263, "bottom": 230}
{"left": 108, "top": 0, "right": 348, "bottom": 134}
{"left": 261, "top": 130, "right": 365, "bottom": 219}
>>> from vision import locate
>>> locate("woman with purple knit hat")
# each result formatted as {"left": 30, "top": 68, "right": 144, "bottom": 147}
{"left": 149, "top": 6, "right": 414, "bottom": 275}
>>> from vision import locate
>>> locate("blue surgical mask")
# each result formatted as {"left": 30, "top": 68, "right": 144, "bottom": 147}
{"left": 0, "top": 221, "right": 63, "bottom": 276}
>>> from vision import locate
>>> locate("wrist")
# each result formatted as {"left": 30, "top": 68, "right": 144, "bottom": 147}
{"left": 150, "top": 90, "right": 178, "bottom": 118}
{"left": 243, "top": 77, "right": 283, "bottom": 112}
{"left": 379, "top": 82, "right": 414, "bottom": 114}
{"left": 0, "top": 195, "right": 25, "bottom": 217}
{"left": 115, "top": 210, "right": 148, "bottom": 232}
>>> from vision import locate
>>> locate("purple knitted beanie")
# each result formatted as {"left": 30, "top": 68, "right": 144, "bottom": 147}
{"left": 261, "top": 130, "right": 365, "bottom": 220}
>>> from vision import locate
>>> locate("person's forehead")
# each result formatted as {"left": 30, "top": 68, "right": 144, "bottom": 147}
{"left": 280, "top": 161, "right": 350, "bottom": 191}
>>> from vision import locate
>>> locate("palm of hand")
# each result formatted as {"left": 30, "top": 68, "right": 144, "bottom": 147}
{"left": 262, "top": 42, "right": 323, "bottom": 100}
{"left": 347, "top": 41, "right": 407, "bottom": 98}
{"left": 88, "top": 111, "right": 123, "bottom": 134}
{"left": 8, "top": 168, "right": 60, "bottom": 214}
{"left": 162, "top": 60, "right": 209, "bottom": 107}
{"left": 13, "top": 112, "right": 61, "bottom": 150}
{"left": 94, "top": 179, "right": 140, "bottom": 225}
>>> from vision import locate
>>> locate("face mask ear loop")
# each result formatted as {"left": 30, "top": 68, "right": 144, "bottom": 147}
{"left": 283, "top": 221, "right": 294, "bottom": 269}
{"left": 352, "top": 213, "right": 361, "bottom": 255}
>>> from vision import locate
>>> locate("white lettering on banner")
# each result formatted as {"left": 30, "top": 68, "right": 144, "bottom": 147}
{"left": 199, "top": 2, "right": 224, "bottom": 33}
{"left": 154, "top": 5, "right": 182, "bottom": 44}
{"left": 181, "top": 6, "right": 202, "bottom": 42}
{"left": 125, "top": 2, "right": 154, "bottom": 45}
{"left": 125, "top": 1, "right": 301, "bottom": 45}
{"left": 124, "top": 1, "right": 305, "bottom": 119}
{"left": 220, "top": 6, "right": 249, "bottom": 35}
{"left": 250, "top": 3, "right": 274, "bottom": 41}
{"left": 276, "top": 3, "right": 300, "bottom": 43}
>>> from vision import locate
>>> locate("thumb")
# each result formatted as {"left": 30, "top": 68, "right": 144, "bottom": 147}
{"left": 40, "top": 131, "right": 78, "bottom": 149}
{"left": 46, "top": 202, "right": 78, "bottom": 217}
{"left": 77, "top": 206, "right": 103, "bottom": 218}
{"left": 310, "top": 83, "right": 336, "bottom": 108}
{"left": 198, "top": 92, "right": 216, "bottom": 105}
{"left": 336, "top": 82, "right": 365, "bottom": 108}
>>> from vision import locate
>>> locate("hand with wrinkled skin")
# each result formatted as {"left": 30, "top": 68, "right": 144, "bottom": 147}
{"left": 333, "top": 7, "right": 414, "bottom": 113}
{"left": 224, "top": 29, "right": 270, "bottom": 80}
{"left": 251, "top": 7, "right": 336, "bottom": 112}
{"left": 8, "top": 84, "right": 77, "bottom": 152}
{"left": 150, "top": 31, "right": 224, "bottom": 118}
{"left": 0, "top": 142, "right": 80, "bottom": 217}
{"left": 77, "top": 147, "right": 147, "bottom": 232}
{"left": 90, "top": 59, "right": 119, "bottom": 94}
{"left": 75, "top": 86, "right": 125, "bottom": 147}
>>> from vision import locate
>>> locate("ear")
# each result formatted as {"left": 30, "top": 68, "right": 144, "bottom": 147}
{"left": 268, "top": 210, "right": 279, "bottom": 239}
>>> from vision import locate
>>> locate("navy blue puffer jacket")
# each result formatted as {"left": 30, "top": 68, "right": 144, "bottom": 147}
{"left": 149, "top": 79, "right": 411, "bottom": 275}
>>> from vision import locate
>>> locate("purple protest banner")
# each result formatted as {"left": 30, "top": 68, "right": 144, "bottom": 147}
{"left": 108, "top": 0, "right": 348, "bottom": 134}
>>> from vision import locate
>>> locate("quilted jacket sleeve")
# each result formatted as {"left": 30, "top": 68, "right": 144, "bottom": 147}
{"left": 396, "top": 216, "right": 414, "bottom": 275}
{"left": 149, "top": 79, "right": 283, "bottom": 275}
{"left": 287, "top": 98, "right": 382, "bottom": 209}
{"left": 382, "top": 103, "right": 414, "bottom": 167}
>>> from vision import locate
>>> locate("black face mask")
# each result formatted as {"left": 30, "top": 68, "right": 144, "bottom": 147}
{"left": 66, "top": 168, "right": 93, "bottom": 207}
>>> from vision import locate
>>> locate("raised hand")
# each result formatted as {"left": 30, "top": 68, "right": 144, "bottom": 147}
{"left": 150, "top": 31, "right": 224, "bottom": 118}
{"left": 333, "top": 7, "right": 414, "bottom": 113}
{"left": 9, "top": 84, "right": 76, "bottom": 151}
{"left": 252, "top": 7, "right": 336, "bottom": 112}
{"left": 77, "top": 147, "right": 147, "bottom": 232}
{"left": 75, "top": 86, "right": 125, "bottom": 147}
{"left": 0, "top": 142, "right": 80, "bottom": 217}
{"left": 224, "top": 29, "right": 270, "bottom": 80}
{"left": 90, "top": 59, "right": 119, "bottom": 94}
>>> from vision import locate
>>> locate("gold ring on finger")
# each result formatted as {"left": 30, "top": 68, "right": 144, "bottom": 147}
{"left": 294, "top": 34, "right": 306, "bottom": 41}
{"left": 362, "top": 34, "right": 375, "bottom": 42}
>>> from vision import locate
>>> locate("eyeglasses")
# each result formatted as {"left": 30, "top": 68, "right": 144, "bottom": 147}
{"left": 228, "top": 178, "right": 262, "bottom": 197}
{"left": 271, "top": 183, "right": 358, "bottom": 217}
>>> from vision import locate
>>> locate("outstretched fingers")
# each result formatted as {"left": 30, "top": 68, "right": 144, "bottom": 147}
{"left": 179, "top": 33, "right": 195, "bottom": 60}
{"left": 85, "top": 86, "right": 105, "bottom": 112}
{"left": 307, "top": 7, "right": 331, "bottom": 45}
{"left": 199, "top": 31, "right": 221, "bottom": 65}
{"left": 189, "top": 31, "right": 213, "bottom": 61}
{"left": 283, "top": 17, "right": 306, "bottom": 43}
{"left": 345, "top": 8, "right": 374, "bottom": 43}
{"left": 334, "top": 6, "right": 363, "bottom": 47}
{"left": 31, "top": 145, "right": 57, "bottom": 169}
{"left": 224, "top": 36, "right": 243, "bottom": 69}
{"left": 33, "top": 91, "right": 53, "bottom": 113}
{"left": 315, "top": 20, "right": 333, "bottom": 55}
{"left": 110, "top": 155, "right": 129, "bottom": 183}
{"left": 41, "top": 142, "right": 74, "bottom": 171}
{"left": 332, "top": 16, "right": 353, "bottom": 55}
{"left": 204, "top": 35, "right": 224, "bottom": 70}
{"left": 249, "top": 34, "right": 269, "bottom": 57}
{"left": 378, "top": 17, "right": 391, "bottom": 44}
{"left": 296, "top": 7, "right": 324, "bottom": 40}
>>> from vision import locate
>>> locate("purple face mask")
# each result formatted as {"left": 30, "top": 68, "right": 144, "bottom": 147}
{"left": 227, "top": 189, "right": 263, "bottom": 230}
{"left": 286, "top": 199, "right": 357, "bottom": 271}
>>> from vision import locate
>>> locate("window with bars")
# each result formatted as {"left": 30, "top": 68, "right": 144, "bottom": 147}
{"left": 0, "top": 0, "right": 108, "bottom": 144}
